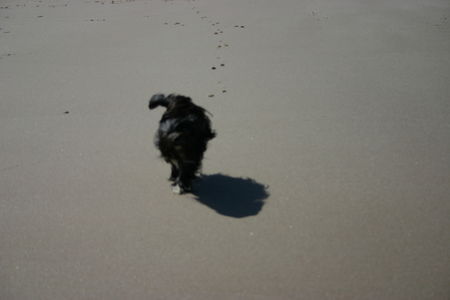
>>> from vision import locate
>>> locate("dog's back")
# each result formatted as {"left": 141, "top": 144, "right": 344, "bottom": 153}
{"left": 155, "top": 97, "right": 215, "bottom": 161}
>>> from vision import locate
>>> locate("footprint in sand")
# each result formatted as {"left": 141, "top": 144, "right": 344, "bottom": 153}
{"left": 0, "top": 53, "right": 15, "bottom": 59}
{"left": 217, "top": 42, "right": 229, "bottom": 49}
{"left": 163, "top": 20, "right": 184, "bottom": 26}
{"left": 311, "top": 10, "right": 328, "bottom": 21}
{"left": 433, "top": 15, "right": 448, "bottom": 27}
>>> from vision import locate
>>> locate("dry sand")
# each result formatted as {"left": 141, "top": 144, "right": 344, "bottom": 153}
{"left": 1, "top": 0, "right": 449, "bottom": 299}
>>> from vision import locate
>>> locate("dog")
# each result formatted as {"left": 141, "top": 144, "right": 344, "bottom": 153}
{"left": 149, "top": 93, "right": 216, "bottom": 194}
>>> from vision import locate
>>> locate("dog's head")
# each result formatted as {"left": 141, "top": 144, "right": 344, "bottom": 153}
{"left": 149, "top": 94, "right": 192, "bottom": 110}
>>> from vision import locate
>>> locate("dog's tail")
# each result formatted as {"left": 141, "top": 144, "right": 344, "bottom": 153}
{"left": 149, "top": 94, "right": 169, "bottom": 110}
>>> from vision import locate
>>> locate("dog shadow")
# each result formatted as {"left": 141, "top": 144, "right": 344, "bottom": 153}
{"left": 192, "top": 173, "right": 269, "bottom": 218}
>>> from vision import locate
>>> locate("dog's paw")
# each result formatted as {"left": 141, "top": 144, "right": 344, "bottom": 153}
{"left": 172, "top": 184, "right": 192, "bottom": 194}
{"left": 172, "top": 185, "right": 183, "bottom": 194}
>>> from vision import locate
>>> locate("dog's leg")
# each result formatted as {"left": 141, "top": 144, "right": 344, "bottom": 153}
{"left": 174, "top": 161, "right": 200, "bottom": 194}
{"left": 171, "top": 159, "right": 185, "bottom": 194}
{"left": 169, "top": 160, "right": 179, "bottom": 183}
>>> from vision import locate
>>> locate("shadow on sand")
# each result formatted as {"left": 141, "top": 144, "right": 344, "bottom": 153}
{"left": 193, "top": 173, "right": 269, "bottom": 218}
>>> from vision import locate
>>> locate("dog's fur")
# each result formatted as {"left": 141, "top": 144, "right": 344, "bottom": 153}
{"left": 149, "top": 93, "right": 216, "bottom": 194}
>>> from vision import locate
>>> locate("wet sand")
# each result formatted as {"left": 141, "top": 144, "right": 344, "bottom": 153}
{"left": 1, "top": 0, "right": 449, "bottom": 299}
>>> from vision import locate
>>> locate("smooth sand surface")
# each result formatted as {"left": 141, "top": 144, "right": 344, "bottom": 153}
{"left": 1, "top": 0, "right": 449, "bottom": 299}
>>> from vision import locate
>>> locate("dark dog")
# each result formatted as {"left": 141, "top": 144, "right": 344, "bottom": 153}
{"left": 149, "top": 94, "right": 216, "bottom": 194}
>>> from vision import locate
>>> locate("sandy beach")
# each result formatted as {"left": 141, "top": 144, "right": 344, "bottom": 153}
{"left": 1, "top": 0, "right": 449, "bottom": 299}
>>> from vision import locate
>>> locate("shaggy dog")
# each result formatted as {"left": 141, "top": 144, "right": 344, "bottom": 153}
{"left": 149, "top": 93, "right": 216, "bottom": 194}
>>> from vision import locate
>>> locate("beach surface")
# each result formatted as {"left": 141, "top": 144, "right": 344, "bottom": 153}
{"left": 1, "top": 0, "right": 449, "bottom": 299}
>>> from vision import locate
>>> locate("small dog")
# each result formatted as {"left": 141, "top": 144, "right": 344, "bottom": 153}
{"left": 149, "top": 93, "right": 216, "bottom": 194}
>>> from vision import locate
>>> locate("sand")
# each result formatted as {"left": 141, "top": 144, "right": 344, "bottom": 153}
{"left": 1, "top": 0, "right": 449, "bottom": 299}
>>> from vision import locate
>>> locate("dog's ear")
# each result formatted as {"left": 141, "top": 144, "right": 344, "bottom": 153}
{"left": 149, "top": 94, "right": 169, "bottom": 110}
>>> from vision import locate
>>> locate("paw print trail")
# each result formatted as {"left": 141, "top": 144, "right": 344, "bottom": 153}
{"left": 164, "top": 0, "right": 247, "bottom": 99}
